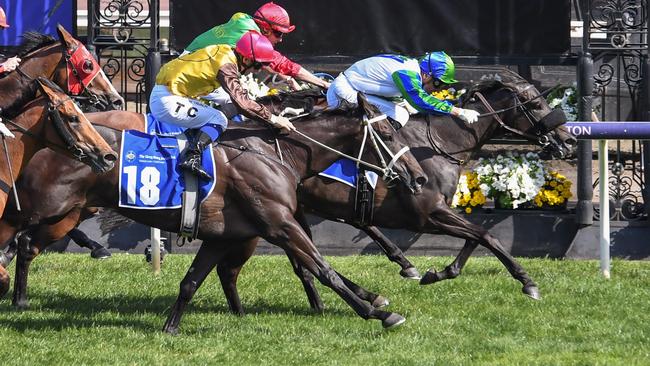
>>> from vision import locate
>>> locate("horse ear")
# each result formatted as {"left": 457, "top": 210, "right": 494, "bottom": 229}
{"left": 36, "top": 77, "right": 61, "bottom": 102}
{"left": 56, "top": 24, "right": 76, "bottom": 49}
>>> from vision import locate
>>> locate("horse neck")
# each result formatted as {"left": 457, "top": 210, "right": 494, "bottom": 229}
{"left": 0, "top": 100, "right": 50, "bottom": 212}
{"left": 0, "top": 45, "right": 63, "bottom": 117}
{"left": 280, "top": 113, "right": 367, "bottom": 178}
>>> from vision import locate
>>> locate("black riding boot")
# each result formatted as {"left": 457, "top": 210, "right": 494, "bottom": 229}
{"left": 179, "top": 130, "right": 214, "bottom": 181}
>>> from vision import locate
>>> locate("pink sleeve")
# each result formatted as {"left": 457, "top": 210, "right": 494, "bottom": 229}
{"left": 268, "top": 50, "right": 301, "bottom": 77}
{"left": 0, "top": 64, "right": 5, "bottom": 74}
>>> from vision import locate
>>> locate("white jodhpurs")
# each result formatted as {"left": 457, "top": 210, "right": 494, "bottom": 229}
{"left": 326, "top": 74, "right": 411, "bottom": 127}
{"left": 149, "top": 85, "right": 228, "bottom": 130}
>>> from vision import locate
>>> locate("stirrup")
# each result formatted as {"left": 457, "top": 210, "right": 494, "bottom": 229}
{"left": 179, "top": 156, "right": 212, "bottom": 181}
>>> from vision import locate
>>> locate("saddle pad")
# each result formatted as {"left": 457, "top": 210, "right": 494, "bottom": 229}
{"left": 319, "top": 158, "right": 378, "bottom": 189}
{"left": 118, "top": 130, "right": 216, "bottom": 209}
{"left": 145, "top": 113, "right": 186, "bottom": 136}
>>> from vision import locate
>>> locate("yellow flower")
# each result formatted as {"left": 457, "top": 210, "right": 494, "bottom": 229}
{"left": 465, "top": 207, "right": 472, "bottom": 214}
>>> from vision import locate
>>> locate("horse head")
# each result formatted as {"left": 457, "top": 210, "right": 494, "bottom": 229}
{"left": 35, "top": 77, "right": 117, "bottom": 173}
{"left": 55, "top": 25, "right": 124, "bottom": 110}
{"left": 462, "top": 71, "right": 576, "bottom": 159}
{"left": 6, "top": 27, "right": 123, "bottom": 115}
{"left": 356, "top": 93, "right": 427, "bottom": 193}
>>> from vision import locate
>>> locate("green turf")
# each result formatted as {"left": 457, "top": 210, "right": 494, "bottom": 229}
{"left": 0, "top": 254, "right": 648, "bottom": 365}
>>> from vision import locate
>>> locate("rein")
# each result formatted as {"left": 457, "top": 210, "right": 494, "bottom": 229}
{"left": 1, "top": 99, "right": 89, "bottom": 161}
{"left": 292, "top": 114, "right": 409, "bottom": 180}
{"left": 475, "top": 84, "right": 558, "bottom": 118}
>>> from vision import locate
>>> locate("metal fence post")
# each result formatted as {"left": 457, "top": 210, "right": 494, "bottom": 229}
{"left": 576, "top": 51, "right": 594, "bottom": 226}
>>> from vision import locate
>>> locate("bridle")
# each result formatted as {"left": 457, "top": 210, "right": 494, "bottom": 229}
{"left": 14, "top": 41, "right": 108, "bottom": 110}
{"left": 2, "top": 96, "right": 91, "bottom": 161}
{"left": 473, "top": 83, "right": 562, "bottom": 146}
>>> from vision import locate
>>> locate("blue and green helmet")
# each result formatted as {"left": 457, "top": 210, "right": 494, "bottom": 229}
{"left": 419, "top": 51, "right": 457, "bottom": 84}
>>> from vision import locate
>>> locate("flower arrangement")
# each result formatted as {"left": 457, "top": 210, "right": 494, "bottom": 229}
{"left": 452, "top": 152, "right": 572, "bottom": 212}
{"left": 546, "top": 85, "right": 578, "bottom": 121}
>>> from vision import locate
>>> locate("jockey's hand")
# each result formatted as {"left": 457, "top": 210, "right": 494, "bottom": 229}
{"left": 287, "top": 77, "right": 302, "bottom": 91}
{"left": 2, "top": 57, "right": 21, "bottom": 72}
{"left": 454, "top": 107, "right": 480, "bottom": 124}
{"left": 271, "top": 114, "right": 296, "bottom": 134}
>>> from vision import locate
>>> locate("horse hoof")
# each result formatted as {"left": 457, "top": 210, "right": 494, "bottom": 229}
{"left": 90, "top": 247, "right": 111, "bottom": 260}
{"left": 382, "top": 313, "right": 406, "bottom": 329}
{"left": 371, "top": 295, "right": 390, "bottom": 308}
{"left": 419, "top": 269, "right": 440, "bottom": 285}
{"left": 162, "top": 325, "right": 179, "bottom": 335}
{"left": 523, "top": 284, "right": 541, "bottom": 300}
{"left": 13, "top": 300, "right": 29, "bottom": 310}
{"left": 399, "top": 267, "right": 421, "bottom": 280}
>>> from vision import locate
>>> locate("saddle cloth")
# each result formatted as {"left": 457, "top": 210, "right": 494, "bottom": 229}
{"left": 319, "top": 158, "right": 378, "bottom": 189}
{"left": 118, "top": 129, "right": 216, "bottom": 209}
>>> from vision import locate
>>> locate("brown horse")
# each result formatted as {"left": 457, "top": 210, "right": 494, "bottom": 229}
{"left": 0, "top": 77, "right": 117, "bottom": 296}
{"left": 0, "top": 25, "right": 123, "bottom": 118}
{"left": 179, "top": 72, "right": 577, "bottom": 316}
{"left": 3, "top": 94, "right": 424, "bottom": 332}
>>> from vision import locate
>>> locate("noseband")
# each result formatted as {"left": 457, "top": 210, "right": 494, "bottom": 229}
{"left": 2, "top": 97, "right": 90, "bottom": 161}
{"left": 474, "top": 84, "right": 560, "bottom": 146}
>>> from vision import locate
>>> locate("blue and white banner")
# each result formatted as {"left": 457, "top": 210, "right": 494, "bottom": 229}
{"left": 319, "top": 158, "right": 378, "bottom": 189}
{"left": 145, "top": 113, "right": 186, "bottom": 137}
{"left": 118, "top": 130, "right": 216, "bottom": 210}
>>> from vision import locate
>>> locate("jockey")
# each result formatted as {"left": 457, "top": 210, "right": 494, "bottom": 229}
{"left": 184, "top": 2, "right": 329, "bottom": 91}
{"left": 326, "top": 52, "right": 480, "bottom": 127}
{"left": 0, "top": 6, "right": 20, "bottom": 74}
{"left": 149, "top": 31, "right": 295, "bottom": 180}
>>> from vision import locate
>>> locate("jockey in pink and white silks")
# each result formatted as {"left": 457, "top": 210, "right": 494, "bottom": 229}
{"left": 326, "top": 52, "right": 480, "bottom": 127}
{"left": 149, "top": 31, "right": 295, "bottom": 180}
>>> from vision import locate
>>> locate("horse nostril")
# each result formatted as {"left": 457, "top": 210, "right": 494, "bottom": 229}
{"left": 104, "top": 152, "right": 118, "bottom": 162}
{"left": 416, "top": 176, "right": 427, "bottom": 187}
{"left": 112, "top": 98, "right": 124, "bottom": 108}
{"left": 567, "top": 137, "right": 578, "bottom": 146}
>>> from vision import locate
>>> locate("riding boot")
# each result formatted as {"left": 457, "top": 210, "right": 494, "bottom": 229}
{"left": 179, "top": 130, "right": 214, "bottom": 181}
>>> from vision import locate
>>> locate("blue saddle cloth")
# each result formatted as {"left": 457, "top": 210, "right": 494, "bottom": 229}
{"left": 118, "top": 129, "right": 216, "bottom": 209}
{"left": 319, "top": 158, "right": 378, "bottom": 189}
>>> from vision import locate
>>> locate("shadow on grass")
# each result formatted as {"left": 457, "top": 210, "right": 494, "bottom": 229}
{"left": 0, "top": 292, "right": 350, "bottom": 332}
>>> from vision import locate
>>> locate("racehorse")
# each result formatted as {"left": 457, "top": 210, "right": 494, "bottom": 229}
{"left": 0, "top": 77, "right": 118, "bottom": 296}
{"left": 0, "top": 25, "right": 123, "bottom": 118}
{"left": 2, "top": 94, "right": 424, "bottom": 332}
{"left": 0, "top": 73, "right": 575, "bottom": 314}
{"left": 186, "top": 71, "right": 577, "bottom": 315}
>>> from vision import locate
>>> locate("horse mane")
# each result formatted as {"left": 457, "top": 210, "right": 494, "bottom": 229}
{"left": 17, "top": 32, "right": 57, "bottom": 57}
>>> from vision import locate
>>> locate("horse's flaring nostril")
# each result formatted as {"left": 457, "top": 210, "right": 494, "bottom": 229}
{"left": 104, "top": 152, "right": 118, "bottom": 162}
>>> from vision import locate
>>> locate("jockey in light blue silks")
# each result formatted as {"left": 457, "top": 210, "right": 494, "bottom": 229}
{"left": 326, "top": 51, "right": 480, "bottom": 127}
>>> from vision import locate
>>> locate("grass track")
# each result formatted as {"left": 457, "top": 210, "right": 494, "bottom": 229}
{"left": 0, "top": 254, "right": 649, "bottom": 365}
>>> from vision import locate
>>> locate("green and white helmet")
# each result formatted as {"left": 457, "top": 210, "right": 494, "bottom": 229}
{"left": 419, "top": 51, "right": 457, "bottom": 84}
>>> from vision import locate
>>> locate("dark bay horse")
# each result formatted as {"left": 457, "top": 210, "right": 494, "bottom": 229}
{"left": 3, "top": 95, "right": 424, "bottom": 332}
{"left": 0, "top": 25, "right": 123, "bottom": 117}
{"left": 0, "top": 77, "right": 118, "bottom": 296}
{"left": 185, "top": 72, "right": 577, "bottom": 315}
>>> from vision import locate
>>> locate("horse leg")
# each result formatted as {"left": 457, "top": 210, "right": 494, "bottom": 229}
{"left": 360, "top": 225, "right": 420, "bottom": 280}
{"left": 293, "top": 209, "right": 388, "bottom": 309}
{"left": 420, "top": 239, "right": 478, "bottom": 284}
{"left": 163, "top": 241, "right": 226, "bottom": 335}
{"left": 67, "top": 227, "right": 111, "bottom": 259}
{"left": 287, "top": 208, "right": 324, "bottom": 312}
{"left": 265, "top": 212, "right": 404, "bottom": 328}
{"left": 0, "top": 221, "right": 20, "bottom": 298}
{"left": 12, "top": 212, "right": 82, "bottom": 308}
{"left": 215, "top": 238, "right": 259, "bottom": 316}
{"left": 419, "top": 204, "right": 540, "bottom": 300}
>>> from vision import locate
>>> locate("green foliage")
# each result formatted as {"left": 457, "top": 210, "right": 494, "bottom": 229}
{"left": 0, "top": 254, "right": 649, "bottom": 365}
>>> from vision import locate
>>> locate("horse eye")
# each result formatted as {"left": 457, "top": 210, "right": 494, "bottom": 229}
{"left": 82, "top": 59, "right": 94, "bottom": 73}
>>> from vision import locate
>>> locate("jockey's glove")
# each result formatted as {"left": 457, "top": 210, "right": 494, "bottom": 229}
{"left": 270, "top": 114, "right": 297, "bottom": 133}
{"left": 0, "top": 121, "right": 15, "bottom": 138}
{"left": 453, "top": 107, "right": 480, "bottom": 124}
{"left": 1, "top": 57, "right": 21, "bottom": 72}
